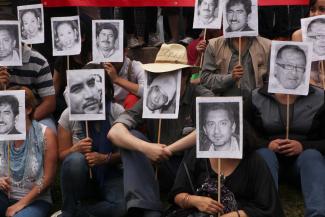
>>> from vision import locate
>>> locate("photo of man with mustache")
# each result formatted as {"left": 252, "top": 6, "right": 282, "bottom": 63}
{"left": 225, "top": 0, "right": 253, "bottom": 32}
{"left": 0, "top": 95, "right": 22, "bottom": 135}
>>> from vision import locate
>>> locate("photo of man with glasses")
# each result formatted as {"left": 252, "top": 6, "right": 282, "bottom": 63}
{"left": 307, "top": 17, "right": 325, "bottom": 57}
{"left": 268, "top": 42, "right": 312, "bottom": 96}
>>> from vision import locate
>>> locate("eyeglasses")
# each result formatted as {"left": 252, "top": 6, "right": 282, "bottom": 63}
{"left": 308, "top": 34, "right": 325, "bottom": 40}
{"left": 276, "top": 63, "right": 305, "bottom": 73}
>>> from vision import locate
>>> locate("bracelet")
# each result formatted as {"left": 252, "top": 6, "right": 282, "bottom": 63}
{"left": 236, "top": 210, "right": 240, "bottom": 217}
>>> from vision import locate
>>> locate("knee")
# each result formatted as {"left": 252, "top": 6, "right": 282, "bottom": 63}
{"left": 297, "top": 149, "right": 324, "bottom": 167}
{"left": 61, "top": 152, "right": 88, "bottom": 177}
{"left": 256, "top": 148, "right": 278, "bottom": 164}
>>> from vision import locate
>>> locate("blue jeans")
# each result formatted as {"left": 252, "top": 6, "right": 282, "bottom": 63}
{"left": 60, "top": 152, "right": 126, "bottom": 217}
{"left": 257, "top": 148, "right": 325, "bottom": 217}
{"left": 0, "top": 191, "right": 51, "bottom": 217}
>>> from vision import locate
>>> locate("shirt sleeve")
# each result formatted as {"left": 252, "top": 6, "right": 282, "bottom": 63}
{"left": 200, "top": 43, "right": 234, "bottom": 93}
{"left": 132, "top": 61, "right": 145, "bottom": 97}
{"left": 35, "top": 54, "right": 55, "bottom": 97}
{"left": 113, "top": 99, "right": 144, "bottom": 129}
{"left": 58, "top": 108, "right": 72, "bottom": 130}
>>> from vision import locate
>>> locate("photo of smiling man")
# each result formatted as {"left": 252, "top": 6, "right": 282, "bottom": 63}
{"left": 223, "top": 0, "right": 258, "bottom": 38}
{"left": 268, "top": 41, "right": 313, "bottom": 96}
{"left": 0, "top": 90, "right": 26, "bottom": 141}
{"left": 67, "top": 69, "right": 106, "bottom": 121}
{"left": 92, "top": 20, "right": 124, "bottom": 63}
{"left": 197, "top": 97, "right": 243, "bottom": 159}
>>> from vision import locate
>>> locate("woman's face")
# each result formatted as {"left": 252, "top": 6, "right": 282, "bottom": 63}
{"left": 56, "top": 22, "right": 77, "bottom": 50}
{"left": 310, "top": 0, "right": 325, "bottom": 16}
{"left": 22, "top": 11, "right": 40, "bottom": 38}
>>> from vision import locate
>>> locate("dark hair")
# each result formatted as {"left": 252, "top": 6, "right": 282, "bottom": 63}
{"left": 96, "top": 22, "right": 118, "bottom": 40}
{"left": 82, "top": 63, "right": 115, "bottom": 102}
{"left": 307, "top": 18, "right": 325, "bottom": 32}
{"left": 0, "top": 95, "right": 19, "bottom": 117}
{"left": 276, "top": 45, "right": 306, "bottom": 63}
{"left": 198, "top": 0, "right": 219, "bottom": 7}
{"left": 309, "top": 0, "right": 317, "bottom": 9}
{"left": 201, "top": 103, "right": 235, "bottom": 125}
{"left": 20, "top": 8, "right": 41, "bottom": 23}
{"left": 226, "top": 0, "right": 252, "bottom": 15}
{"left": 0, "top": 12, "right": 17, "bottom": 21}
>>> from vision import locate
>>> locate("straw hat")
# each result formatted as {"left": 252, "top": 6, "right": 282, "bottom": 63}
{"left": 142, "top": 43, "right": 195, "bottom": 73}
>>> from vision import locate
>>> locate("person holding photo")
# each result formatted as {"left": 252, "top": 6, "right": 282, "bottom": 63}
{"left": 245, "top": 77, "right": 325, "bottom": 217}
{"left": 169, "top": 124, "right": 284, "bottom": 217}
{"left": 20, "top": 9, "right": 42, "bottom": 42}
{"left": 0, "top": 86, "right": 57, "bottom": 217}
{"left": 54, "top": 20, "right": 79, "bottom": 52}
{"left": 55, "top": 63, "right": 126, "bottom": 217}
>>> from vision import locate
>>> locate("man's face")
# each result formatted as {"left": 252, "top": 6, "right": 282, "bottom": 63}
{"left": 146, "top": 85, "right": 169, "bottom": 111}
{"left": 275, "top": 49, "right": 306, "bottom": 89}
{"left": 0, "top": 103, "right": 16, "bottom": 134}
{"left": 308, "top": 22, "right": 325, "bottom": 56}
{"left": 97, "top": 29, "right": 115, "bottom": 52}
{"left": 0, "top": 29, "right": 15, "bottom": 59}
{"left": 57, "top": 23, "right": 76, "bottom": 50}
{"left": 203, "top": 109, "right": 235, "bottom": 147}
{"left": 22, "top": 11, "right": 40, "bottom": 38}
{"left": 69, "top": 74, "right": 101, "bottom": 114}
{"left": 199, "top": 0, "right": 217, "bottom": 19}
{"left": 226, "top": 3, "right": 248, "bottom": 31}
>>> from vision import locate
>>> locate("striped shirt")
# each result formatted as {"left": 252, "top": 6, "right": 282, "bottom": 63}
{"left": 8, "top": 44, "right": 55, "bottom": 99}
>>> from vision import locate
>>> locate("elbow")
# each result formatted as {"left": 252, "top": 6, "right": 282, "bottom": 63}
{"left": 107, "top": 124, "right": 119, "bottom": 143}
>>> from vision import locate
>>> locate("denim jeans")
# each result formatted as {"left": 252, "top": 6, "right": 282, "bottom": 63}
{"left": 60, "top": 152, "right": 126, "bottom": 217}
{"left": 257, "top": 148, "right": 325, "bottom": 217}
{"left": 0, "top": 191, "right": 51, "bottom": 217}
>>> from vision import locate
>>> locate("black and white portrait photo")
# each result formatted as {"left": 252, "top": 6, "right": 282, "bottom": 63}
{"left": 92, "top": 20, "right": 124, "bottom": 63}
{"left": 193, "top": 0, "right": 222, "bottom": 29}
{"left": 223, "top": 0, "right": 258, "bottom": 38}
{"left": 142, "top": 70, "right": 181, "bottom": 119}
{"left": 67, "top": 69, "right": 106, "bottom": 121}
{"left": 0, "top": 21, "right": 22, "bottom": 66}
{"left": 17, "top": 4, "right": 44, "bottom": 44}
{"left": 0, "top": 90, "right": 26, "bottom": 141}
{"left": 301, "top": 15, "right": 325, "bottom": 61}
{"left": 268, "top": 41, "right": 313, "bottom": 96}
{"left": 196, "top": 97, "right": 243, "bottom": 159}
{"left": 51, "top": 16, "right": 81, "bottom": 56}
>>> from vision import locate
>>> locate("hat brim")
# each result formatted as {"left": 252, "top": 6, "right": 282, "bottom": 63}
{"left": 142, "top": 63, "right": 194, "bottom": 73}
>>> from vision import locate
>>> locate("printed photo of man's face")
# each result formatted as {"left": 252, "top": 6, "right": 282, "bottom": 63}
{"left": 0, "top": 27, "right": 16, "bottom": 61}
{"left": 307, "top": 18, "right": 325, "bottom": 56}
{"left": 0, "top": 95, "right": 20, "bottom": 135}
{"left": 69, "top": 73, "right": 102, "bottom": 114}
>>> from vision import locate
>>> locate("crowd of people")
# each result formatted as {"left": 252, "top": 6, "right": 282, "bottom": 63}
{"left": 0, "top": 0, "right": 325, "bottom": 217}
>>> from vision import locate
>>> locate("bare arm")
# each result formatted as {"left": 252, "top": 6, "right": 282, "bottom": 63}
{"left": 33, "top": 95, "right": 56, "bottom": 121}
{"left": 291, "top": 29, "right": 302, "bottom": 42}
{"left": 108, "top": 123, "right": 172, "bottom": 162}
{"left": 53, "top": 69, "right": 62, "bottom": 96}
{"left": 167, "top": 130, "right": 196, "bottom": 153}
{"left": 6, "top": 128, "right": 58, "bottom": 216}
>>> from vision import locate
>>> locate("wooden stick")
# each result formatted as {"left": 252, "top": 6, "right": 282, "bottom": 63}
{"left": 199, "top": 29, "right": 207, "bottom": 68}
{"left": 286, "top": 95, "right": 290, "bottom": 140}
{"left": 7, "top": 142, "right": 10, "bottom": 199}
{"left": 237, "top": 37, "right": 242, "bottom": 88}
{"left": 218, "top": 158, "right": 221, "bottom": 217}
{"left": 155, "top": 119, "right": 162, "bottom": 180}
{"left": 321, "top": 61, "right": 325, "bottom": 90}
{"left": 67, "top": 56, "right": 70, "bottom": 70}
{"left": 85, "top": 121, "right": 92, "bottom": 179}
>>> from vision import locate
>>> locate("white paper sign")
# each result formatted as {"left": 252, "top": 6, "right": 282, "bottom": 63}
{"left": 193, "top": 0, "right": 223, "bottom": 29}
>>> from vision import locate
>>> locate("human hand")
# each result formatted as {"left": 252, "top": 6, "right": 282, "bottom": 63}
{"left": 103, "top": 62, "right": 118, "bottom": 83}
{"left": 0, "top": 67, "right": 10, "bottom": 88}
{"left": 232, "top": 65, "right": 244, "bottom": 81}
{"left": 142, "top": 142, "right": 172, "bottom": 162}
{"left": 268, "top": 139, "right": 286, "bottom": 152}
{"left": 191, "top": 195, "right": 224, "bottom": 215}
{"left": 71, "top": 137, "right": 92, "bottom": 154}
{"left": 5, "top": 202, "right": 25, "bottom": 217}
{"left": 0, "top": 177, "right": 10, "bottom": 193}
{"left": 278, "top": 139, "right": 303, "bottom": 156}
{"left": 196, "top": 40, "right": 208, "bottom": 55}
{"left": 85, "top": 152, "right": 107, "bottom": 167}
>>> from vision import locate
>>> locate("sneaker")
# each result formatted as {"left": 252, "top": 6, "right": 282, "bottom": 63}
{"left": 148, "top": 33, "right": 163, "bottom": 47}
{"left": 51, "top": 210, "right": 62, "bottom": 217}
{"left": 179, "top": 37, "right": 193, "bottom": 45}
{"left": 127, "top": 35, "right": 142, "bottom": 49}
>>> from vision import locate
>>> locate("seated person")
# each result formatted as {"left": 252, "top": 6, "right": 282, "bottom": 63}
{"left": 0, "top": 86, "right": 57, "bottom": 217}
{"left": 108, "top": 43, "right": 214, "bottom": 217}
{"left": 170, "top": 124, "right": 284, "bottom": 217}
{"left": 57, "top": 63, "right": 126, "bottom": 217}
{"left": 245, "top": 77, "right": 325, "bottom": 217}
